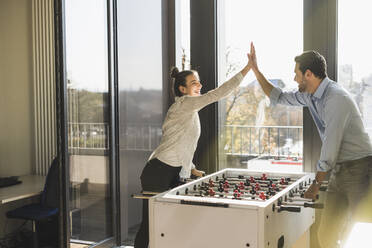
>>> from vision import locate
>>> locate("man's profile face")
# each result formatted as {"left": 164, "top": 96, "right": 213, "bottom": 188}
{"left": 294, "top": 63, "right": 307, "bottom": 93}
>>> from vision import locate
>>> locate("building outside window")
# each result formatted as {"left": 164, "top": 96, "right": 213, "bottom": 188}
{"left": 338, "top": 0, "right": 372, "bottom": 141}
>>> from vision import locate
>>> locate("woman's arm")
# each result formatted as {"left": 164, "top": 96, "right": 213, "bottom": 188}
{"left": 179, "top": 56, "right": 251, "bottom": 111}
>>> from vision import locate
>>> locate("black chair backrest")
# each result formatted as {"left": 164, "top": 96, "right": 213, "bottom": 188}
{"left": 41, "top": 157, "right": 60, "bottom": 209}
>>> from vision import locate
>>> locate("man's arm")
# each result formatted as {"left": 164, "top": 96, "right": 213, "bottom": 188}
{"left": 248, "top": 43, "right": 274, "bottom": 97}
{"left": 248, "top": 43, "right": 307, "bottom": 107}
{"left": 180, "top": 53, "right": 251, "bottom": 111}
{"left": 318, "top": 96, "right": 351, "bottom": 171}
{"left": 304, "top": 96, "right": 351, "bottom": 199}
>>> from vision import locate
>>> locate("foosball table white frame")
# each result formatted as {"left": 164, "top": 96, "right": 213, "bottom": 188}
{"left": 149, "top": 168, "right": 318, "bottom": 248}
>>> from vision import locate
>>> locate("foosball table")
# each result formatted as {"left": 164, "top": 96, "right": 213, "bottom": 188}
{"left": 149, "top": 168, "right": 323, "bottom": 248}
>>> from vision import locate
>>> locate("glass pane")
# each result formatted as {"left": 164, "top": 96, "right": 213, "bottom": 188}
{"left": 175, "top": 0, "right": 190, "bottom": 70}
{"left": 117, "top": 0, "right": 163, "bottom": 245}
{"left": 338, "top": 0, "right": 372, "bottom": 140}
{"left": 217, "top": 0, "right": 303, "bottom": 173}
{"left": 65, "top": 0, "right": 112, "bottom": 245}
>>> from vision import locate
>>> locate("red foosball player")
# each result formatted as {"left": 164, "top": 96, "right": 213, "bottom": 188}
{"left": 233, "top": 190, "right": 241, "bottom": 199}
{"left": 255, "top": 182, "right": 261, "bottom": 191}
{"left": 280, "top": 177, "right": 289, "bottom": 185}
{"left": 239, "top": 182, "right": 245, "bottom": 190}
{"left": 250, "top": 176, "right": 255, "bottom": 183}
{"left": 208, "top": 188, "right": 215, "bottom": 197}
{"left": 209, "top": 179, "right": 214, "bottom": 187}
{"left": 259, "top": 192, "right": 266, "bottom": 200}
{"left": 261, "top": 173, "right": 267, "bottom": 180}
{"left": 223, "top": 181, "right": 230, "bottom": 189}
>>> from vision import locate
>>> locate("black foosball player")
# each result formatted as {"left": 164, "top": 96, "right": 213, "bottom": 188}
{"left": 134, "top": 51, "right": 253, "bottom": 248}
{"left": 248, "top": 42, "right": 372, "bottom": 248}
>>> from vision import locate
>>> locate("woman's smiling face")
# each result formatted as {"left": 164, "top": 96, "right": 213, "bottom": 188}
{"left": 179, "top": 72, "right": 202, "bottom": 96}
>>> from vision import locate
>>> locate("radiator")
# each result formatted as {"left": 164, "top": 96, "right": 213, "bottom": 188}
{"left": 32, "top": 0, "right": 57, "bottom": 175}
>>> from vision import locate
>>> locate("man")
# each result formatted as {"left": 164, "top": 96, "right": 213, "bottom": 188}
{"left": 247, "top": 42, "right": 372, "bottom": 247}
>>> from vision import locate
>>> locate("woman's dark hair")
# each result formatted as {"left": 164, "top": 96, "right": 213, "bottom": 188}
{"left": 294, "top": 51, "right": 327, "bottom": 79}
{"left": 170, "top": 67, "right": 196, "bottom": 97}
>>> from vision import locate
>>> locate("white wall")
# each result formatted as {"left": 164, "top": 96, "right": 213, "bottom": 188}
{"left": 70, "top": 155, "right": 109, "bottom": 184}
{"left": 0, "top": 0, "right": 34, "bottom": 176}
{"left": 0, "top": 0, "right": 35, "bottom": 238}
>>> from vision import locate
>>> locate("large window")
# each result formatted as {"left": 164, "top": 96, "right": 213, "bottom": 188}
{"left": 338, "top": 0, "right": 372, "bottom": 140}
{"left": 117, "top": 0, "right": 163, "bottom": 245}
{"left": 217, "top": 0, "right": 303, "bottom": 172}
{"left": 65, "top": 0, "right": 113, "bottom": 245}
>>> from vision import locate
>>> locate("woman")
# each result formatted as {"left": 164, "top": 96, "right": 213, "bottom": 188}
{"left": 134, "top": 54, "right": 252, "bottom": 248}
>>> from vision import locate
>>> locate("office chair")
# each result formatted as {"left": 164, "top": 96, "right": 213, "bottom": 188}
{"left": 6, "top": 157, "right": 59, "bottom": 248}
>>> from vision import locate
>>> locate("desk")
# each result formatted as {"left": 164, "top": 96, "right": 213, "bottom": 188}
{"left": 0, "top": 175, "right": 46, "bottom": 204}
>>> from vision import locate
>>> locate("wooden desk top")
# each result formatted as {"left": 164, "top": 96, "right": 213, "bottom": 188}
{"left": 0, "top": 175, "right": 46, "bottom": 204}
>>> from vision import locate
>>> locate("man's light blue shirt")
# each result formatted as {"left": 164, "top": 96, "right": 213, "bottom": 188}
{"left": 270, "top": 77, "right": 372, "bottom": 172}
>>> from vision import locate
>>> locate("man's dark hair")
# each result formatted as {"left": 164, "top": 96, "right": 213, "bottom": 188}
{"left": 294, "top": 51, "right": 327, "bottom": 79}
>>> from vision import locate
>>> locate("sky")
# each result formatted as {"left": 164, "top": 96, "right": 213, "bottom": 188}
{"left": 116, "top": 0, "right": 162, "bottom": 91}
{"left": 65, "top": 0, "right": 163, "bottom": 92}
{"left": 338, "top": 0, "right": 372, "bottom": 82}
{"left": 222, "top": 0, "right": 303, "bottom": 90}
{"left": 65, "top": 0, "right": 109, "bottom": 92}
{"left": 65, "top": 0, "right": 372, "bottom": 91}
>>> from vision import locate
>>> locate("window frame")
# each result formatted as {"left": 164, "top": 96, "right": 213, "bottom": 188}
{"left": 189, "top": 0, "right": 338, "bottom": 174}
{"left": 190, "top": 0, "right": 219, "bottom": 174}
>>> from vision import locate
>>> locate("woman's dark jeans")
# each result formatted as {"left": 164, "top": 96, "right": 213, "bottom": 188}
{"left": 134, "top": 158, "right": 181, "bottom": 248}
